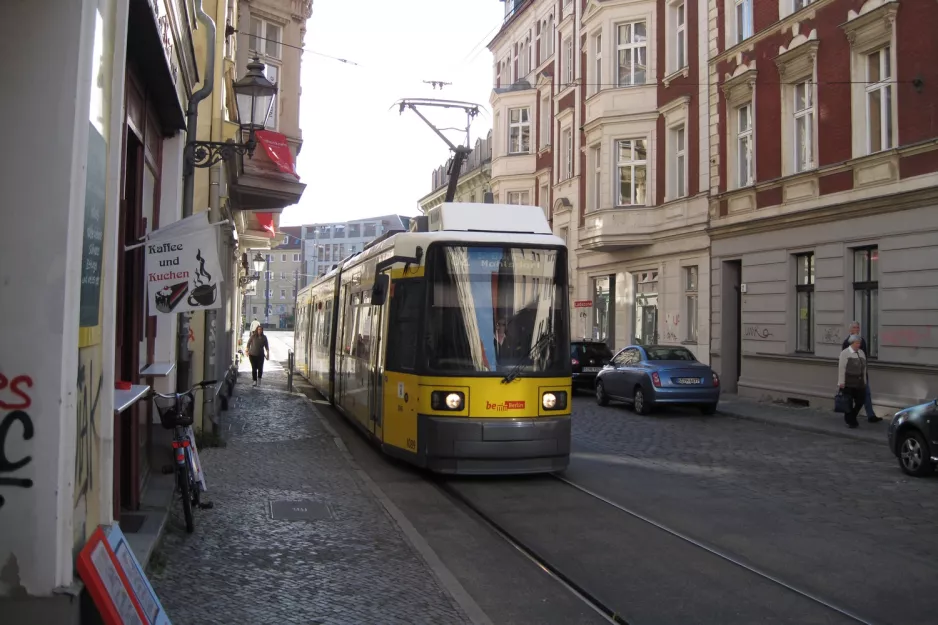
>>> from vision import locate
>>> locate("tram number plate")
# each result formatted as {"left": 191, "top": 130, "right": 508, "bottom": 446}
{"left": 406, "top": 438, "right": 416, "bottom": 450}
{"left": 675, "top": 378, "right": 701, "bottom": 385}
{"left": 582, "top": 367, "right": 601, "bottom": 372}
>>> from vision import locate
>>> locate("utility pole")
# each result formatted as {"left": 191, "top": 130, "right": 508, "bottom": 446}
{"left": 395, "top": 98, "right": 481, "bottom": 202}
{"left": 264, "top": 253, "right": 270, "bottom": 328}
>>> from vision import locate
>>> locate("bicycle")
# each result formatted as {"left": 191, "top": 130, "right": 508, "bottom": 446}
{"left": 147, "top": 379, "right": 216, "bottom": 533}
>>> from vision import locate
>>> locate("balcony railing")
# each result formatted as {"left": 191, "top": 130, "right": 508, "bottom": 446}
{"left": 503, "top": 0, "right": 531, "bottom": 23}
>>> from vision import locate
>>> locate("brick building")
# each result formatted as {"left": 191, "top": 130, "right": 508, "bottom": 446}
{"left": 487, "top": 0, "right": 711, "bottom": 359}
{"left": 706, "top": 0, "right": 938, "bottom": 410}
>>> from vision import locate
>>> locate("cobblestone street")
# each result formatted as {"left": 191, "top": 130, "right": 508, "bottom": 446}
{"left": 148, "top": 358, "right": 472, "bottom": 625}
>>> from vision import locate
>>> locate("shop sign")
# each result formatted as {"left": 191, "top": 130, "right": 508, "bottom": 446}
{"left": 145, "top": 213, "right": 224, "bottom": 315}
{"left": 76, "top": 524, "right": 172, "bottom": 624}
{"left": 148, "top": 0, "right": 179, "bottom": 85}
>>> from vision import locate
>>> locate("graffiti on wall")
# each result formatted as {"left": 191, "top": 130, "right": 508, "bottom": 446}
{"left": 744, "top": 326, "right": 773, "bottom": 340}
{"left": 73, "top": 350, "right": 103, "bottom": 553}
{"left": 819, "top": 326, "right": 844, "bottom": 345}
{"left": 0, "top": 372, "right": 35, "bottom": 509}
{"left": 881, "top": 327, "right": 935, "bottom": 346}
{"left": 663, "top": 313, "right": 680, "bottom": 342}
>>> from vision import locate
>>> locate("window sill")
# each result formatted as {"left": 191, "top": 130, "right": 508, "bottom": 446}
{"left": 662, "top": 67, "right": 689, "bottom": 87}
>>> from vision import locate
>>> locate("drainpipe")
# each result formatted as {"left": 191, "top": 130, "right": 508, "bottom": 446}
{"left": 178, "top": 0, "right": 215, "bottom": 396}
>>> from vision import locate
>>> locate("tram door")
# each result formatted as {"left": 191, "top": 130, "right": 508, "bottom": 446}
{"left": 369, "top": 296, "right": 386, "bottom": 440}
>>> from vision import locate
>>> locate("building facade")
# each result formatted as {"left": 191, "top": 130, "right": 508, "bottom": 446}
{"left": 245, "top": 226, "right": 303, "bottom": 328}
{"left": 299, "top": 215, "right": 410, "bottom": 283}
{"left": 488, "top": 0, "right": 711, "bottom": 359}
{"left": 419, "top": 132, "right": 494, "bottom": 212}
{"left": 707, "top": 0, "right": 938, "bottom": 410}
{"left": 1, "top": 0, "right": 197, "bottom": 619}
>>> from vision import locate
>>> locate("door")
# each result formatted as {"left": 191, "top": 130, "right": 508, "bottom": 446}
{"left": 641, "top": 306, "right": 658, "bottom": 344}
{"left": 720, "top": 260, "right": 743, "bottom": 393}
{"left": 369, "top": 292, "right": 386, "bottom": 439}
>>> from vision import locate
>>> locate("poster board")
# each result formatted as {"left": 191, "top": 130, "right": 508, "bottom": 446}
{"left": 573, "top": 300, "right": 592, "bottom": 339}
{"left": 76, "top": 524, "right": 172, "bottom": 625}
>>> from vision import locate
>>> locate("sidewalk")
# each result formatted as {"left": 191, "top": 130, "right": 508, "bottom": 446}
{"left": 716, "top": 393, "right": 892, "bottom": 444}
{"left": 147, "top": 358, "right": 477, "bottom": 625}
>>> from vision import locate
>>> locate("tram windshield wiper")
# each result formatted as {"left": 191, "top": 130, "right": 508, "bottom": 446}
{"left": 501, "top": 331, "right": 555, "bottom": 384}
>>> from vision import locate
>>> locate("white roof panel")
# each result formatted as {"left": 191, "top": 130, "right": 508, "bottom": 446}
{"left": 428, "top": 203, "right": 552, "bottom": 235}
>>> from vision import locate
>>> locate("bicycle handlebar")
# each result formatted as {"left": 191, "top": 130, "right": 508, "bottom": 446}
{"left": 146, "top": 380, "right": 218, "bottom": 401}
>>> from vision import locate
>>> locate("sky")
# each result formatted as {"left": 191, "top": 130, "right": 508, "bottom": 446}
{"left": 279, "top": 0, "right": 507, "bottom": 227}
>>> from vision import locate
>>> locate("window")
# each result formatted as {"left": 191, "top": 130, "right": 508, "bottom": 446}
{"left": 593, "top": 32, "right": 603, "bottom": 95}
{"left": 563, "top": 36, "right": 574, "bottom": 85}
{"left": 252, "top": 306, "right": 257, "bottom": 314}
{"left": 616, "top": 21, "right": 647, "bottom": 86}
{"left": 853, "top": 247, "right": 879, "bottom": 358}
{"left": 615, "top": 139, "right": 647, "bottom": 206}
{"left": 672, "top": 125, "right": 687, "bottom": 198}
{"left": 866, "top": 47, "right": 893, "bottom": 154}
{"left": 735, "top": 0, "right": 753, "bottom": 44}
{"left": 793, "top": 80, "right": 814, "bottom": 172}
{"left": 541, "top": 15, "right": 554, "bottom": 59}
{"left": 562, "top": 127, "right": 573, "bottom": 179}
{"left": 249, "top": 17, "right": 282, "bottom": 59}
{"left": 540, "top": 184, "right": 549, "bottom": 217}
{"left": 795, "top": 253, "right": 815, "bottom": 352}
{"left": 592, "top": 145, "right": 602, "bottom": 211}
{"left": 363, "top": 222, "right": 377, "bottom": 237}
{"left": 508, "top": 107, "right": 531, "bottom": 154}
{"left": 280, "top": 289, "right": 286, "bottom": 299}
{"left": 334, "top": 225, "right": 345, "bottom": 238}
{"left": 672, "top": 2, "right": 686, "bottom": 72}
{"left": 293, "top": 253, "right": 300, "bottom": 262}
{"left": 507, "top": 191, "right": 530, "bottom": 205}
{"left": 685, "top": 266, "right": 698, "bottom": 342}
{"left": 348, "top": 223, "right": 360, "bottom": 238}
{"left": 736, "top": 103, "right": 754, "bottom": 187}
{"left": 281, "top": 254, "right": 287, "bottom": 262}
{"left": 792, "top": 0, "right": 814, "bottom": 11}
{"left": 539, "top": 94, "right": 550, "bottom": 148}
{"left": 519, "top": 37, "right": 529, "bottom": 77}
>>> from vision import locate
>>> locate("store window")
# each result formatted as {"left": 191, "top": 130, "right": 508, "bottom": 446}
{"left": 633, "top": 270, "right": 659, "bottom": 345}
{"left": 592, "top": 276, "right": 614, "bottom": 345}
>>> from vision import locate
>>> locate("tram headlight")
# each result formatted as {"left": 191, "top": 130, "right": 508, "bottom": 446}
{"left": 431, "top": 390, "right": 465, "bottom": 411}
{"left": 542, "top": 391, "right": 567, "bottom": 410}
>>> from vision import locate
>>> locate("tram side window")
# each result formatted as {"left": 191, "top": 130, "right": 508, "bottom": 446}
{"left": 320, "top": 300, "right": 333, "bottom": 349}
{"left": 386, "top": 280, "right": 424, "bottom": 372}
{"left": 343, "top": 292, "right": 362, "bottom": 355}
{"left": 353, "top": 292, "right": 373, "bottom": 360}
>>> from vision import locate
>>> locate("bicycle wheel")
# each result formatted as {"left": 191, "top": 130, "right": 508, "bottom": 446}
{"left": 177, "top": 465, "right": 194, "bottom": 533}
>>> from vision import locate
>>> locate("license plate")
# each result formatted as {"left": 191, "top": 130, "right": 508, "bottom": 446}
{"left": 582, "top": 367, "right": 601, "bottom": 372}
{"left": 675, "top": 377, "right": 701, "bottom": 385}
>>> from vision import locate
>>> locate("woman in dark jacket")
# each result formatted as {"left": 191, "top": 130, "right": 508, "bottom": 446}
{"left": 247, "top": 326, "right": 270, "bottom": 387}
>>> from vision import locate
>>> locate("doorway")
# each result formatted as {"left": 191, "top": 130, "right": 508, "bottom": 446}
{"left": 721, "top": 260, "right": 742, "bottom": 393}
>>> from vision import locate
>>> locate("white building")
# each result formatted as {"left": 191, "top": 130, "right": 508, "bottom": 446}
{"left": 299, "top": 215, "right": 411, "bottom": 285}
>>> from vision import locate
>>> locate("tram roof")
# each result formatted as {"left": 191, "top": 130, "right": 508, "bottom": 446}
{"left": 299, "top": 207, "right": 565, "bottom": 295}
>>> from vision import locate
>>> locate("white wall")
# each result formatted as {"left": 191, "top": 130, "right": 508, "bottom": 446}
{"left": 0, "top": 0, "right": 100, "bottom": 595}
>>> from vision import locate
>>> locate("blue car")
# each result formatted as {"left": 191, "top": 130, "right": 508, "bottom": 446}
{"left": 594, "top": 344, "right": 720, "bottom": 415}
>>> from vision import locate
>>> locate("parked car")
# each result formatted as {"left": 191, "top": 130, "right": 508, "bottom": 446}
{"left": 571, "top": 339, "right": 614, "bottom": 391}
{"left": 594, "top": 344, "right": 720, "bottom": 415}
{"left": 887, "top": 398, "right": 938, "bottom": 477}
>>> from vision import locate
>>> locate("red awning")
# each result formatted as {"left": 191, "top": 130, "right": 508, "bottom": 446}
{"left": 255, "top": 130, "right": 300, "bottom": 179}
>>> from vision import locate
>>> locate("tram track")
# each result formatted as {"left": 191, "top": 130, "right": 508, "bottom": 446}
{"left": 436, "top": 473, "right": 885, "bottom": 625}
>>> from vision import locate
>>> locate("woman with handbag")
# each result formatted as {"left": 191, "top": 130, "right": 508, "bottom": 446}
{"left": 837, "top": 334, "right": 868, "bottom": 429}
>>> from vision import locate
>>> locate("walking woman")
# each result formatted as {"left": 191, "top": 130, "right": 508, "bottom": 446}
{"left": 837, "top": 334, "right": 868, "bottom": 429}
{"left": 247, "top": 325, "right": 270, "bottom": 387}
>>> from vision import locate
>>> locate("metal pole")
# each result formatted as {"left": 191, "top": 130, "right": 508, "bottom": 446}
{"left": 264, "top": 253, "right": 270, "bottom": 327}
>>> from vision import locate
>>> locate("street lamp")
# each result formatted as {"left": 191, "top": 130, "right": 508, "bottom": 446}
{"left": 252, "top": 252, "right": 266, "bottom": 275}
{"left": 184, "top": 56, "right": 277, "bottom": 169}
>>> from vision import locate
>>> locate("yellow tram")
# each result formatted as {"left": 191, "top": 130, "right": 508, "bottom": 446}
{"left": 294, "top": 203, "right": 572, "bottom": 474}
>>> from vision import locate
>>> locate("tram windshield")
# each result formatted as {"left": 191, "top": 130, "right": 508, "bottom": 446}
{"left": 426, "top": 244, "right": 569, "bottom": 375}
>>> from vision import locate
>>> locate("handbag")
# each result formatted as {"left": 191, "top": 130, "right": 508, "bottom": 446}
{"left": 834, "top": 390, "right": 852, "bottom": 413}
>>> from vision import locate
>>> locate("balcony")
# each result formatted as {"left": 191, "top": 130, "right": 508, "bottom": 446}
{"left": 227, "top": 129, "right": 306, "bottom": 212}
{"left": 503, "top": 0, "right": 532, "bottom": 23}
{"left": 579, "top": 197, "right": 708, "bottom": 251}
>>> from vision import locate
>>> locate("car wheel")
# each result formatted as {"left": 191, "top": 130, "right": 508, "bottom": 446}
{"left": 633, "top": 386, "right": 651, "bottom": 415}
{"left": 897, "top": 430, "right": 934, "bottom": 477}
{"left": 595, "top": 380, "right": 609, "bottom": 406}
{"left": 700, "top": 403, "right": 717, "bottom": 415}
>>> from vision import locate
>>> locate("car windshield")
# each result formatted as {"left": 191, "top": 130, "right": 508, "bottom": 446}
{"left": 644, "top": 346, "right": 697, "bottom": 361}
{"left": 426, "top": 245, "right": 568, "bottom": 375}
{"left": 575, "top": 343, "right": 612, "bottom": 361}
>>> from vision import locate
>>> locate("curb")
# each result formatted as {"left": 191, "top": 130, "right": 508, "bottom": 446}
{"left": 718, "top": 407, "right": 887, "bottom": 446}
{"left": 297, "top": 393, "right": 494, "bottom": 625}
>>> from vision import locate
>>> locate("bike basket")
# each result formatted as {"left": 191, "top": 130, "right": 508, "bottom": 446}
{"left": 153, "top": 393, "right": 195, "bottom": 428}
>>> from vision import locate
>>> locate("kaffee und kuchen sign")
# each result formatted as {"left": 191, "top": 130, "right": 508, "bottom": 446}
{"left": 145, "top": 212, "right": 224, "bottom": 315}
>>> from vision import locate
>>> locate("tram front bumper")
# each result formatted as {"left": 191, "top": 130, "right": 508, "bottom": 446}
{"left": 418, "top": 414, "right": 571, "bottom": 475}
